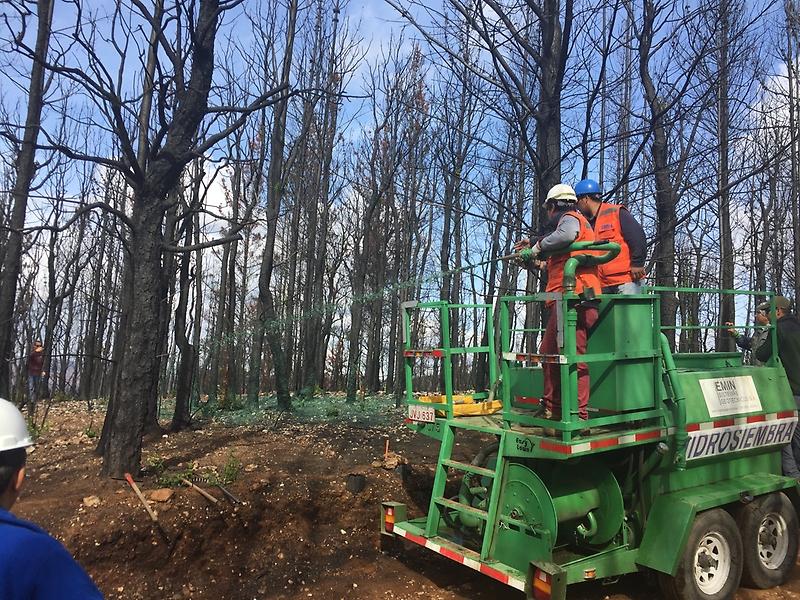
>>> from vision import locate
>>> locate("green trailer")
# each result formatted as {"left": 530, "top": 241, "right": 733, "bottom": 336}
{"left": 381, "top": 242, "right": 799, "bottom": 600}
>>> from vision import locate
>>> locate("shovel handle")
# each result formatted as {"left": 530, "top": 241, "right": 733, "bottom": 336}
{"left": 181, "top": 478, "right": 219, "bottom": 504}
{"left": 124, "top": 472, "right": 158, "bottom": 522}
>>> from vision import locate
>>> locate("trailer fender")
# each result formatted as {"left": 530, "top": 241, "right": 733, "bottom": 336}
{"left": 636, "top": 495, "right": 696, "bottom": 576}
{"left": 637, "top": 473, "right": 799, "bottom": 575}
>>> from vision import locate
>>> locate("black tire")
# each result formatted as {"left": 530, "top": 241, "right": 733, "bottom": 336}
{"left": 658, "top": 508, "right": 743, "bottom": 600}
{"left": 737, "top": 492, "right": 799, "bottom": 589}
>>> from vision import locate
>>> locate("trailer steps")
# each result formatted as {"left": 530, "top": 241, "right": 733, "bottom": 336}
{"left": 441, "top": 459, "right": 496, "bottom": 478}
{"left": 425, "top": 420, "right": 507, "bottom": 560}
{"left": 433, "top": 497, "right": 490, "bottom": 521}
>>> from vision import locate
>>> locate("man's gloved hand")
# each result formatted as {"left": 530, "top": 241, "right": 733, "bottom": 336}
{"left": 513, "top": 239, "right": 542, "bottom": 268}
{"left": 513, "top": 238, "right": 531, "bottom": 252}
{"left": 630, "top": 266, "right": 646, "bottom": 281}
{"left": 519, "top": 242, "right": 542, "bottom": 262}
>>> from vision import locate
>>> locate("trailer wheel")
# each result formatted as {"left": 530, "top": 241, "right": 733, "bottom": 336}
{"left": 738, "top": 492, "right": 798, "bottom": 589}
{"left": 658, "top": 508, "right": 742, "bottom": 600}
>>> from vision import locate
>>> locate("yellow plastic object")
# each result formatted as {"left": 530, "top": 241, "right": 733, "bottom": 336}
{"left": 449, "top": 400, "right": 503, "bottom": 416}
{"left": 418, "top": 394, "right": 503, "bottom": 416}
{"left": 419, "top": 394, "right": 474, "bottom": 405}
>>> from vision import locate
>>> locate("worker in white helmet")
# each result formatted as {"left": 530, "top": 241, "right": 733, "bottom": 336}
{"left": 0, "top": 398, "right": 103, "bottom": 599}
{"left": 514, "top": 184, "right": 601, "bottom": 435}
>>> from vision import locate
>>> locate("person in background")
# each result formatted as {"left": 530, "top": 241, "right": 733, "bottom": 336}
{"left": 514, "top": 184, "right": 600, "bottom": 435}
{"left": 574, "top": 179, "right": 647, "bottom": 294}
{"left": 26, "top": 339, "right": 46, "bottom": 414}
{"left": 754, "top": 296, "right": 800, "bottom": 479}
{"left": 0, "top": 398, "right": 104, "bottom": 599}
{"left": 726, "top": 301, "right": 770, "bottom": 366}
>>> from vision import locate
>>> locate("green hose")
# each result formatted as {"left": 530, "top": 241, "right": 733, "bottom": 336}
{"left": 562, "top": 242, "right": 621, "bottom": 292}
{"left": 660, "top": 333, "right": 688, "bottom": 470}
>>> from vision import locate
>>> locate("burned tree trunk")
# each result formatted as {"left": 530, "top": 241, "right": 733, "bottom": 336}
{"left": 0, "top": 0, "right": 53, "bottom": 397}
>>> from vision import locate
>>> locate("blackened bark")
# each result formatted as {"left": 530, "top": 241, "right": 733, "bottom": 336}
{"left": 252, "top": 0, "right": 298, "bottom": 412}
{"left": 172, "top": 189, "right": 197, "bottom": 431}
{"left": 0, "top": 0, "right": 53, "bottom": 397}
{"left": 102, "top": 203, "right": 163, "bottom": 475}
{"left": 639, "top": 0, "right": 678, "bottom": 343}
{"left": 101, "top": 0, "right": 224, "bottom": 477}
{"left": 535, "top": 0, "right": 572, "bottom": 204}
{"left": 716, "top": 0, "right": 735, "bottom": 351}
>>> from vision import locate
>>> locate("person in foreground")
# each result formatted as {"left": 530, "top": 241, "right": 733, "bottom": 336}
{"left": 0, "top": 398, "right": 104, "bottom": 599}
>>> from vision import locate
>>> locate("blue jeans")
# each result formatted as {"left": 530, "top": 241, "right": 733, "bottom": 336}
{"left": 27, "top": 374, "right": 41, "bottom": 404}
{"left": 781, "top": 395, "right": 800, "bottom": 478}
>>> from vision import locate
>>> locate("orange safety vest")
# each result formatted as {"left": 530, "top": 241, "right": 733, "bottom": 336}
{"left": 546, "top": 210, "right": 601, "bottom": 295}
{"left": 592, "top": 203, "right": 633, "bottom": 287}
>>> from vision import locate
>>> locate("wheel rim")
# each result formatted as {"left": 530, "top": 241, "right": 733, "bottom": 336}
{"left": 693, "top": 531, "right": 731, "bottom": 595}
{"left": 757, "top": 512, "right": 789, "bottom": 570}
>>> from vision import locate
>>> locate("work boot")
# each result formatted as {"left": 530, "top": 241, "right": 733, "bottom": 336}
{"left": 542, "top": 408, "right": 557, "bottom": 437}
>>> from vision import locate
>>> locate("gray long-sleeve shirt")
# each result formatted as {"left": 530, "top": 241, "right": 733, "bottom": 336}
{"left": 538, "top": 213, "right": 580, "bottom": 253}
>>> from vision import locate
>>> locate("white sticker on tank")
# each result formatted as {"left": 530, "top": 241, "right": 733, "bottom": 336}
{"left": 698, "top": 375, "right": 762, "bottom": 417}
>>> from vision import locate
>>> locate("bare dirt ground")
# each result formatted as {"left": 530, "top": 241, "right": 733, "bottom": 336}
{"left": 13, "top": 399, "right": 800, "bottom": 600}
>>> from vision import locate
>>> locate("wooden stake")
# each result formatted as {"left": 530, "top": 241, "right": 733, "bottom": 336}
{"left": 181, "top": 478, "right": 219, "bottom": 504}
{"left": 384, "top": 438, "right": 390, "bottom": 458}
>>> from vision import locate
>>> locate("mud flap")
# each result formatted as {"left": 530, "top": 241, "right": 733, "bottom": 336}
{"left": 636, "top": 495, "right": 695, "bottom": 576}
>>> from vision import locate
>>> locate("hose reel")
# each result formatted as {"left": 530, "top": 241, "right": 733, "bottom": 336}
{"left": 497, "top": 458, "right": 624, "bottom": 547}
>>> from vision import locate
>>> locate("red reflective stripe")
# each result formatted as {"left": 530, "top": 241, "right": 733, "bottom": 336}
{"left": 687, "top": 423, "right": 701, "bottom": 432}
{"left": 479, "top": 564, "right": 510, "bottom": 584}
{"left": 515, "top": 396, "right": 541, "bottom": 405}
{"left": 439, "top": 546, "right": 463, "bottom": 563}
{"left": 713, "top": 418, "right": 735, "bottom": 428}
{"left": 747, "top": 414, "right": 766, "bottom": 423}
{"left": 403, "top": 350, "right": 443, "bottom": 358}
{"left": 403, "top": 418, "right": 412, "bottom": 424}
{"left": 635, "top": 430, "right": 662, "bottom": 441}
{"left": 540, "top": 440, "right": 571, "bottom": 454}
{"left": 777, "top": 411, "right": 796, "bottom": 419}
{"left": 406, "top": 533, "right": 427, "bottom": 547}
{"left": 591, "top": 437, "right": 619, "bottom": 449}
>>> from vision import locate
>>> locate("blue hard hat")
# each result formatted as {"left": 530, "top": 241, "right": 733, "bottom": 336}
{"left": 574, "top": 179, "right": 602, "bottom": 197}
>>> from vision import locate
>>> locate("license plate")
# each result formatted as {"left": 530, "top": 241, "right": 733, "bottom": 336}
{"left": 408, "top": 404, "right": 436, "bottom": 423}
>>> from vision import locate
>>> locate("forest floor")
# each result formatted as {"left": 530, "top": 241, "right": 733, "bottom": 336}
{"left": 14, "top": 397, "right": 800, "bottom": 600}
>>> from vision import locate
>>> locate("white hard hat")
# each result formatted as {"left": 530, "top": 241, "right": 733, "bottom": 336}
{"left": 0, "top": 398, "right": 33, "bottom": 452}
{"left": 545, "top": 184, "right": 577, "bottom": 204}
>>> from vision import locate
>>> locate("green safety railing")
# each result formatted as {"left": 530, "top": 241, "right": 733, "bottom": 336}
{"left": 401, "top": 300, "right": 497, "bottom": 420}
{"left": 645, "top": 286, "right": 779, "bottom": 368}
{"left": 497, "top": 241, "right": 667, "bottom": 441}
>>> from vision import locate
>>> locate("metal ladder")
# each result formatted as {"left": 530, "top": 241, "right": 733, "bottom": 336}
{"left": 424, "top": 419, "right": 507, "bottom": 560}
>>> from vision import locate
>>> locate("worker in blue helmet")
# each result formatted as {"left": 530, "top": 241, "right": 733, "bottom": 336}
{"left": 0, "top": 399, "right": 104, "bottom": 599}
{"left": 574, "top": 179, "right": 647, "bottom": 293}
